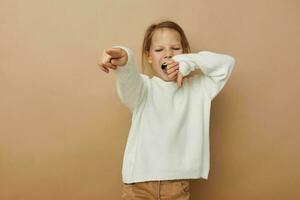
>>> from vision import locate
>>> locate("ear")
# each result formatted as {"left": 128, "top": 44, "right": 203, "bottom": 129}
{"left": 145, "top": 51, "right": 152, "bottom": 64}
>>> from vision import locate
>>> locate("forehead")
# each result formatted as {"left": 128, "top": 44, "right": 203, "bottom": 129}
{"left": 151, "top": 28, "right": 181, "bottom": 46}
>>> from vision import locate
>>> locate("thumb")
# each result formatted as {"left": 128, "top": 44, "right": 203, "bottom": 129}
{"left": 177, "top": 72, "right": 183, "bottom": 87}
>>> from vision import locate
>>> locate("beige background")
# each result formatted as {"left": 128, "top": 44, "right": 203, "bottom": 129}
{"left": 1, "top": 0, "right": 299, "bottom": 199}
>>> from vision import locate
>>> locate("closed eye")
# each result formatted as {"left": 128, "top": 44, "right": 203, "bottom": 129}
{"left": 155, "top": 48, "right": 181, "bottom": 52}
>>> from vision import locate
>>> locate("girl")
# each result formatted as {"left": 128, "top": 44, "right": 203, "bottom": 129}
{"left": 98, "top": 20, "right": 235, "bottom": 200}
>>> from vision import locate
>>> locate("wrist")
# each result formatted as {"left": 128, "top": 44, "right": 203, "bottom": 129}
{"left": 178, "top": 61, "right": 191, "bottom": 77}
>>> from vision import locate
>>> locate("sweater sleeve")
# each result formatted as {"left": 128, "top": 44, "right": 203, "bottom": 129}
{"left": 172, "top": 51, "right": 235, "bottom": 100}
{"left": 112, "top": 46, "right": 147, "bottom": 112}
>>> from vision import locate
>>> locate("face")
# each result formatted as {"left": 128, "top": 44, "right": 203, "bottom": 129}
{"left": 146, "top": 28, "right": 183, "bottom": 81}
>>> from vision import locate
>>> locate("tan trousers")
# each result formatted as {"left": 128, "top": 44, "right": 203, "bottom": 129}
{"left": 121, "top": 179, "right": 191, "bottom": 200}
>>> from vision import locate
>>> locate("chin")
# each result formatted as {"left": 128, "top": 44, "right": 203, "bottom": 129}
{"left": 153, "top": 68, "right": 175, "bottom": 82}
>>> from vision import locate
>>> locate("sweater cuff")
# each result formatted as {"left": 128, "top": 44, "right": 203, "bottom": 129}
{"left": 178, "top": 61, "right": 192, "bottom": 77}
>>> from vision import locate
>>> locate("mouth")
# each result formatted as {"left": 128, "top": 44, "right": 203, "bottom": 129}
{"left": 161, "top": 62, "right": 168, "bottom": 74}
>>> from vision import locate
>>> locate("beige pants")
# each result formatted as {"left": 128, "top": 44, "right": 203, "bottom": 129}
{"left": 121, "top": 179, "right": 191, "bottom": 200}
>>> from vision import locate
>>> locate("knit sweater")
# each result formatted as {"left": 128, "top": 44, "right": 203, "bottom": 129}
{"left": 112, "top": 45, "right": 235, "bottom": 184}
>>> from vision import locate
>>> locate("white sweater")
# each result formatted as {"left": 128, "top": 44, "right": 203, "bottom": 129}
{"left": 113, "top": 46, "right": 235, "bottom": 184}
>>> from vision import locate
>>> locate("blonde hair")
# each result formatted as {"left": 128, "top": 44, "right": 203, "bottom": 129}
{"left": 141, "top": 20, "right": 191, "bottom": 77}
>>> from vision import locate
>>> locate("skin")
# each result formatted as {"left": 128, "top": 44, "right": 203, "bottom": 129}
{"left": 145, "top": 28, "right": 184, "bottom": 86}
{"left": 98, "top": 28, "right": 185, "bottom": 87}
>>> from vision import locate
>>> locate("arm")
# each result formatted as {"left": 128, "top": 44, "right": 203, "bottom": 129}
{"left": 112, "top": 46, "right": 147, "bottom": 112}
{"left": 172, "top": 51, "right": 236, "bottom": 100}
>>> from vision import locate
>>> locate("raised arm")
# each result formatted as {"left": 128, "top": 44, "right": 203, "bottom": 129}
{"left": 172, "top": 51, "right": 235, "bottom": 100}
{"left": 112, "top": 46, "right": 147, "bottom": 112}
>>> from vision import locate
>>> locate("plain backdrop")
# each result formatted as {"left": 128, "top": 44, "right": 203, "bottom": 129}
{"left": 0, "top": 0, "right": 299, "bottom": 199}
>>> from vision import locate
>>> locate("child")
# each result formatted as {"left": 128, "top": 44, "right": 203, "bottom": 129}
{"left": 98, "top": 20, "right": 235, "bottom": 200}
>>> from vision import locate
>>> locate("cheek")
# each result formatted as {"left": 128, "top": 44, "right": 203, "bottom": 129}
{"left": 150, "top": 55, "right": 163, "bottom": 71}
{"left": 176, "top": 50, "right": 183, "bottom": 55}
{"left": 152, "top": 54, "right": 162, "bottom": 63}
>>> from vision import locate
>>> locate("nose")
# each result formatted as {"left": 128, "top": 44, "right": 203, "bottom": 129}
{"left": 164, "top": 49, "right": 174, "bottom": 59}
{"left": 164, "top": 55, "right": 173, "bottom": 59}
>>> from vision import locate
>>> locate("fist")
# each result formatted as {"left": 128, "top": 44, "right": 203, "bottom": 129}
{"left": 98, "top": 47, "right": 128, "bottom": 73}
{"left": 164, "top": 59, "right": 185, "bottom": 87}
